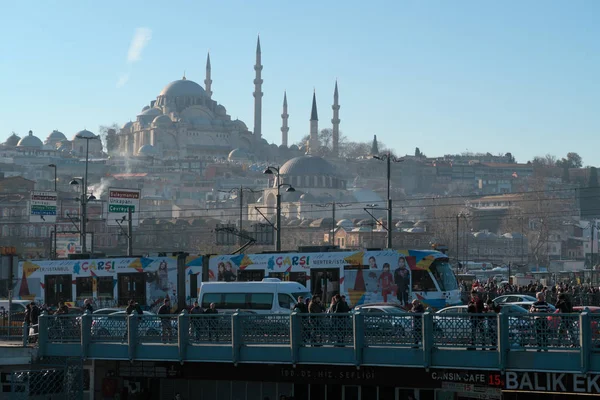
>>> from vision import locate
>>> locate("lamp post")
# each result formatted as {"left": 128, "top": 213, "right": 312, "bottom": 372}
{"left": 48, "top": 164, "right": 57, "bottom": 259}
{"left": 263, "top": 166, "right": 295, "bottom": 251}
{"left": 373, "top": 152, "right": 404, "bottom": 249}
{"left": 219, "top": 185, "right": 260, "bottom": 245}
{"left": 69, "top": 133, "right": 98, "bottom": 253}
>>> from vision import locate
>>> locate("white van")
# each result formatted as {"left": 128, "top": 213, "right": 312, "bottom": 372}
{"left": 198, "top": 278, "right": 311, "bottom": 314}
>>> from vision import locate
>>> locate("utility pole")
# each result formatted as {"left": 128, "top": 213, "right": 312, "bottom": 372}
{"left": 373, "top": 153, "right": 404, "bottom": 249}
{"left": 591, "top": 220, "right": 596, "bottom": 269}
{"left": 331, "top": 202, "right": 336, "bottom": 246}
{"left": 456, "top": 214, "right": 460, "bottom": 273}
{"left": 48, "top": 164, "right": 57, "bottom": 259}
{"left": 127, "top": 207, "right": 133, "bottom": 257}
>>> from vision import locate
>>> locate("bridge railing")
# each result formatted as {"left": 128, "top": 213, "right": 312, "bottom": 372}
{"left": 35, "top": 310, "right": 600, "bottom": 371}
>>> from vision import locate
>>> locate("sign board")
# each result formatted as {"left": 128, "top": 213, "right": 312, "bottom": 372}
{"left": 505, "top": 371, "right": 600, "bottom": 395}
{"left": 55, "top": 233, "right": 93, "bottom": 259}
{"left": 107, "top": 188, "right": 141, "bottom": 227}
{"left": 29, "top": 191, "right": 57, "bottom": 223}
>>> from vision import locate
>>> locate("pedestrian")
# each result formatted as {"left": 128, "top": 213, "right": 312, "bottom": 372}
{"left": 293, "top": 296, "right": 308, "bottom": 313}
{"left": 204, "top": 302, "right": 218, "bottom": 341}
{"left": 555, "top": 292, "right": 576, "bottom": 347}
{"left": 410, "top": 299, "right": 425, "bottom": 348}
{"left": 467, "top": 291, "right": 485, "bottom": 350}
{"left": 83, "top": 298, "right": 93, "bottom": 313}
{"left": 308, "top": 296, "right": 325, "bottom": 346}
{"left": 190, "top": 301, "right": 204, "bottom": 340}
{"left": 158, "top": 298, "right": 172, "bottom": 343}
{"left": 530, "top": 291, "right": 551, "bottom": 351}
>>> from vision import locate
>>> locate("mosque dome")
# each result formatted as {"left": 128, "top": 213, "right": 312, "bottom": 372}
{"left": 228, "top": 148, "right": 249, "bottom": 161}
{"left": 231, "top": 119, "right": 248, "bottom": 132}
{"left": 289, "top": 144, "right": 299, "bottom": 152}
{"left": 17, "top": 131, "right": 43, "bottom": 148}
{"left": 72, "top": 129, "right": 97, "bottom": 140}
{"left": 159, "top": 78, "right": 206, "bottom": 98}
{"left": 152, "top": 115, "right": 173, "bottom": 128}
{"left": 47, "top": 130, "right": 66, "bottom": 141}
{"left": 4, "top": 133, "right": 21, "bottom": 147}
{"left": 138, "top": 144, "right": 156, "bottom": 156}
{"left": 215, "top": 105, "right": 227, "bottom": 116}
{"left": 122, "top": 121, "right": 134, "bottom": 130}
{"left": 139, "top": 107, "right": 162, "bottom": 117}
{"left": 299, "top": 193, "right": 316, "bottom": 203}
{"left": 141, "top": 105, "right": 151, "bottom": 112}
{"left": 280, "top": 155, "right": 338, "bottom": 177}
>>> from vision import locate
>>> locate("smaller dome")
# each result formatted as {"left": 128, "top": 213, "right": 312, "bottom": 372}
{"left": 141, "top": 105, "right": 151, "bottom": 112}
{"left": 4, "top": 133, "right": 21, "bottom": 146}
{"left": 289, "top": 144, "right": 299, "bottom": 151}
{"left": 122, "top": 121, "right": 134, "bottom": 130}
{"left": 279, "top": 144, "right": 288, "bottom": 150}
{"left": 17, "top": 130, "right": 43, "bottom": 148}
{"left": 337, "top": 219, "right": 353, "bottom": 228}
{"left": 299, "top": 193, "right": 315, "bottom": 203}
{"left": 138, "top": 144, "right": 156, "bottom": 156}
{"left": 73, "top": 129, "right": 97, "bottom": 140}
{"left": 47, "top": 130, "right": 66, "bottom": 140}
{"left": 232, "top": 119, "right": 248, "bottom": 131}
{"left": 152, "top": 115, "right": 173, "bottom": 128}
{"left": 228, "top": 148, "right": 249, "bottom": 161}
{"left": 139, "top": 107, "right": 162, "bottom": 117}
{"left": 215, "top": 105, "right": 227, "bottom": 116}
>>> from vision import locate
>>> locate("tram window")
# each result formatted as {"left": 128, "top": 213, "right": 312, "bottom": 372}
{"left": 76, "top": 277, "right": 93, "bottom": 300}
{"left": 97, "top": 277, "right": 114, "bottom": 299}
{"left": 411, "top": 270, "right": 437, "bottom": 292}
{"left": 290, "top": 272, "right": 306, "bottom": 286}
{"left": 189, "top": 275, "right": 198, "bottom": 300}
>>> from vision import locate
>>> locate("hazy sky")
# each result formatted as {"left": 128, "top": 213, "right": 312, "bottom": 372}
{"left": 1, "top": 1, "right": 599, "bottom": 165}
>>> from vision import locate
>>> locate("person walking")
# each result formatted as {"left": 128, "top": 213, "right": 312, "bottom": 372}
{"left": 158, "top": 298, "right": 172, "bottom": 343}
{"left": 190, "top": 301, "right": 204, "bottom": 340}
{"left": 204, "top": 302, "right": 218, "bottom": 341}
{"left": 530, "top": 291, "right": 551, "bottom": 351}
{"left": 410, "top": 299, "right": 425, "bottom": 348}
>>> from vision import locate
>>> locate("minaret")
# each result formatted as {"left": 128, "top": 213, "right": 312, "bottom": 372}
{"left": 253, "top": 36, "right": 263, "bottom": 138}
{"left": 308, "top": 90, "right": 319, "bottom": 154}
{"left": 331, "top": 80, "right": 340, "bottom": 157}
{"left": 370, "top": 134, "right": 379, "bottom": 156}
{"left": 204, "top": 52, "right": 213, "bottom": 98}
{"left": 281, "top": 91, "right": 289, "bottom": 147}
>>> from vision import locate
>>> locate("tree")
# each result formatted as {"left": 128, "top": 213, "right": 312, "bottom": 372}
{"left": 556, "top": 152, "right": 583, "bottom": 169}
{"left": 505, "top": 152, "right": 515, "bottom": 163}
{"left": 415, "top": 147, "right": 421, "bottom": 157}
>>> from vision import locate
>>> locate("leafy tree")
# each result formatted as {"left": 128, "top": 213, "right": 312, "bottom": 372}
{"left": 505, "top": 152, "right": 515, "bottom": 163}
{"left": 556, "top": 152, "right": 583, "bottom": 169}
{"left": 415, "top": 147, "right": 421, "bottom": 157}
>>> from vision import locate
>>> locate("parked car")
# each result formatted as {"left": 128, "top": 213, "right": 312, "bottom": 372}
{"left": 353, "top": 305, "right": 410, "bottom": 340}
{"left": 92, "top": 308, "right": 122, "bottom": 315}
{"left": 492, "top": 294, "right": 537, "bottom": 306}
{"left": 508, "top": 301, "right": 556, "bottom": 313}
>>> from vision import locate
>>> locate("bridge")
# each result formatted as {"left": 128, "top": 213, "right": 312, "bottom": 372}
{"left": 32, "top": 310, "right": 600, "bottom": 373}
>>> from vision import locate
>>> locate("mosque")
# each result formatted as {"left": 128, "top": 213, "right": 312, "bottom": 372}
{"left": 117, "top": 37, "right": 342, "bottom": 163}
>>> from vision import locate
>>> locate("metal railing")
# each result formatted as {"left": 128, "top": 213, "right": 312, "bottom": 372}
{"left": 34, "top": 310, "right": 600, "bottom": 371}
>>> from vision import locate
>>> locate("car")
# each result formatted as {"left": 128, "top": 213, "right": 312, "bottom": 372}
{"left": 91, "top": 311, "right": 168, "bottom": 340}
{"left": 493, "top": 294, "right": 537, "bottom": 306}
{"left": 93, "top": 308, "right": 122, "bottom": 315}
{"left": 508, "top": 301, "right": 556, "bottom": 313}
{"left": 347, "top": 305, "right": 410, "bottom": 344}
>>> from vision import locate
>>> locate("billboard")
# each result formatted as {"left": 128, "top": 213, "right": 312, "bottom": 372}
{"left": 55, "top": 233, "right": 93, "bottom": 259}
{"left": 107, "top": 188, "right": 141, "bottom": 227}
{"left": 29, "top": 191, "right": 57, "bottom": 223}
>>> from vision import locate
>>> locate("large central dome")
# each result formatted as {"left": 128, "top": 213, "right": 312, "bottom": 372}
{"left": 159, "top": 78, "right": 206, "bottom": 98}
{"left": 280, "top": 155, "right": 338, "bottom": 176}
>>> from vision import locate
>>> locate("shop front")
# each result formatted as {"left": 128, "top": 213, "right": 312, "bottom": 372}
{"left": 94, "top": 361, "right": 503, "bottom": 400}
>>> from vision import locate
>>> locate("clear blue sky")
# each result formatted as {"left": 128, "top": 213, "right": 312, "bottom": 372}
{"left": 1, "top": 1, "right": 599, "bottom": 165}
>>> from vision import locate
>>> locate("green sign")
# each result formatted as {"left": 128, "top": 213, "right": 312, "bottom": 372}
{"left": 108, "top": 204, "right": 135, "bottom": 213}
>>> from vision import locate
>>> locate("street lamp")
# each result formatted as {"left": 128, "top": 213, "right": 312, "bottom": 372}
{"left": 69, "top": 133, "right": 99, "bottom": 253}
{"left": 263, "top": 166, "right": 295, "bottom": 251}
{"left": 47, "top": 164, "right": 57, "bottom": 259}
{"left": 373, "top": 152, "right": 404, "bottom": 249}
{"left": 219, "top": 186, "right": 260, "bottom": 245}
